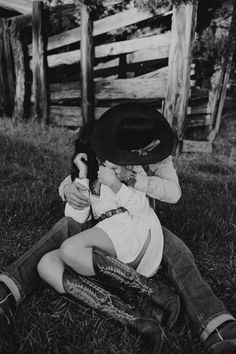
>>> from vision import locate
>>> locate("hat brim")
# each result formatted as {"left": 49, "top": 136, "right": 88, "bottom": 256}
{"left": 91, "top": 103, "right": 174, "bottom": 165}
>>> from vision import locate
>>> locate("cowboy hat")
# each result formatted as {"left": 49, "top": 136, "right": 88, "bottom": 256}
{"left": 91, "top": 103, "right": 174, "bottom": 165}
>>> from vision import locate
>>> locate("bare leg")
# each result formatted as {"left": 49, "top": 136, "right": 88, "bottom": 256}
{"left": 37, "top": 250, "right": 65, "bottom": 293}
{"left": 60, "top": 227, "right": 116, "bottom": 276}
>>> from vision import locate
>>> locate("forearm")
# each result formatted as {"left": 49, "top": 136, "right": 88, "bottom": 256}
{"left": 135, "top": 174, "right": 181, "bottom": 203}
{"left": 127, "top": 157, "right": 181, "bottom": 204}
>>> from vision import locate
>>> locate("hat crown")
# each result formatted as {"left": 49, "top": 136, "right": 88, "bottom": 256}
{"left": 91, "top": 103, "right": 174, "bottom": 165}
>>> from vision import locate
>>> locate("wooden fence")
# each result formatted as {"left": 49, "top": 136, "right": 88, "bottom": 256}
{"left": 0, "top": 0, "right": 234, "bottom": 153}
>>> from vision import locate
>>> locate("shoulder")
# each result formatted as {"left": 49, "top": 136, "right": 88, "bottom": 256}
{"left": 148, "top": 156, "right": 173, "bottom": 171}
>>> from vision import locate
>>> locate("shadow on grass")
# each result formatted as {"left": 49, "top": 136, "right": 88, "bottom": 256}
{"left": 0, "top": 133, "right": 236, "bottom": 353}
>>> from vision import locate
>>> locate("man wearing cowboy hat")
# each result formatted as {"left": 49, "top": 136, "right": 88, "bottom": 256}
{"left": 0, "top": 103, "right": 236, "bottom": 353}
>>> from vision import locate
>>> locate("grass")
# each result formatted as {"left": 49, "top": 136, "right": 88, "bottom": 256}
{"left": 0, "top": 117, "right": 235, "bottom": 354}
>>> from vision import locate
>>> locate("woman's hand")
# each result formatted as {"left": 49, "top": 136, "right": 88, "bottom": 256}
{"left": 74, "top": 153, "right": 88, "bottom": 178}
{"left": 105, "top": 161, "right": 131, "bottom": 182}
{"left": 64, "top": 181, "right": 90, "bottom": 210}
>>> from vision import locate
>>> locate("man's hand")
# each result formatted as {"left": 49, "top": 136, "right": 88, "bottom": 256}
{"left": 105, "top": 161, "right": 131, "bottom": 182}
{"left": 64, "top": 181, "right": 90, "bottom": 210}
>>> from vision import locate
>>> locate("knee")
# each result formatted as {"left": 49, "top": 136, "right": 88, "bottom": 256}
{"left": 60, "top": 238, "right": 84, "bottom": 266}
{"left": 37, "top": 253, "right": 53, "bottom": 280}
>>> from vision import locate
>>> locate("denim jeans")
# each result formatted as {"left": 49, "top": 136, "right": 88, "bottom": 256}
{"left": 0, "top": 217, "right": 234, "bottom": 342}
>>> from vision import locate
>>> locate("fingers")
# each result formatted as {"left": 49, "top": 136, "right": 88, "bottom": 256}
{"left": 74, "top": 181, "right": 88, "bottom": 190}
{"left": 75, "top": 153, "right": 88, "bottom": 161}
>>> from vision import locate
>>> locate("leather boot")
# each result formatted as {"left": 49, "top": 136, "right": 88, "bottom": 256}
{"left": 92, "top": 247, "right": 180, "bottom": 328}
{"left": 0, "top": 281, "right": 16, "bottom": 328}
{"left": 62, "top": 267, "right": 164, "bottom": 354}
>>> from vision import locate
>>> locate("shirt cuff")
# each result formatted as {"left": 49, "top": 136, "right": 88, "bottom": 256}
{"left": 58, "top": 175, "right": 72, "bottom": 201}
{"left": 115, "top": 183, "right": 133, "bottom": 206}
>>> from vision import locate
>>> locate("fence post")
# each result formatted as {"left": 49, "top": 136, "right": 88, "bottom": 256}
{"left": 164, "top": 1, "right": 198, "bottom": 147}
{"left": 32, "top": 0, "right": 48, "bottom": 122}
{"left": 80, "top": 3, "right": 95, "bottom": 124}
{"left": 10, "top": 19, "right": 27, "bottom": 120}
{"left": 0, "top": 18, "right": 15, "bottom": 117}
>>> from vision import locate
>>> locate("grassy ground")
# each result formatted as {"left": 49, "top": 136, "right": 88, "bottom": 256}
{"left": 0, "top": 117, "right": 235, "bottom": 354}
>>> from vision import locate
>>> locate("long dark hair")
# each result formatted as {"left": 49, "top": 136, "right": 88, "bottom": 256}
{"left": 70, "top": 121, "right": 99, "bottom": 188}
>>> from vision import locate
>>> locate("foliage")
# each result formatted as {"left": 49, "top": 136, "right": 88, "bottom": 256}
{"left": 193, "top": 0, "right": 234, "bottom": 86}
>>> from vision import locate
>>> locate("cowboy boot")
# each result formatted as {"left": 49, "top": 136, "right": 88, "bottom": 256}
{"left": 0, "top": 281, "right": 16, "bottom": 328}
{"left": 92, "top": 248, "right": 180, "bottom": 328}
{"left": 62, "top": 267, "right": 165, "bottom": 354}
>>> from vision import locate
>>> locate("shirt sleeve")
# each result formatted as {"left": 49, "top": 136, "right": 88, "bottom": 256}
{"left": 58, "top": 175, "right": 72, "bottom": 201}
{"left": 114, "top": 183, "right": 149, "bottom": 216}
{"left": 64, "top": 178, "right": 91, "bottom": 223}
{"left": 134, "top": 156, "right": 181, "bottom": 204}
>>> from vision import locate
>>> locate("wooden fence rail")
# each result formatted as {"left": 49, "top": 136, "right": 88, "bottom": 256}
{"left": 2, "top": 0, "right": 233, "bottom": 153}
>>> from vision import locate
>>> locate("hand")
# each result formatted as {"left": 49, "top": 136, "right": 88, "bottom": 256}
{"left": 105, "top": 161, "right": 130, "bottom": 182}
{"left": 97, "top": 165, "right": 119, "bottom": 187}
{"left": 64, "top": 181, "right": 90, "bottom": 210}
{"left": 74, "top": 153, "right": 88, "bottom": 178}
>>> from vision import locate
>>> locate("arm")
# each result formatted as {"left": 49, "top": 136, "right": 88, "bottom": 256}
{"left": 134, "top": 156, "right": 181, "bottom": 204}
{"left": 106, "top": 156, "right": 181, "bottom": 204}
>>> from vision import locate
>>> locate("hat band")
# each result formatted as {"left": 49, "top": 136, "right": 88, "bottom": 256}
{"left": 131, "top": 138, "right": 161, "bottom": 156}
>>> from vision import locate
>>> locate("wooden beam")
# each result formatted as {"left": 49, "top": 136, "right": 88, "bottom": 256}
{"left": 181, "top": 139, "right": 212, "bottom": 153}
{"left": 0, "top": 0, "right": 32, "bottom": 14}
{"left": 187, "top": 115, "right": 211, "bottom": 127}
{"left": 32, "top": 1, "right": 48, "bottom": 122}
{"left": 164, "top": 1, "right": 198, "bottom": 141}
{"left": 10, "top": 23, "right": 26, "bottom": 120}
{"left": 80, "top": 3, "right": 94, "bottom": 124}
{"left": 49, "top": 77, "right": 167, "bottom": 102}
{"left": 28, "top": 7, "right": 170, "bottom": 54}
{"left": 50, "top": 105, "right": 165, "bottom": 127}
{"left": 50, "top": 106, "right": 108, "bottom": 126}
{"left": 0, "top": 19, "right": 15, "bottom": 117}
{"left": 46, "top": 32, "right": 170, "bottom": 68}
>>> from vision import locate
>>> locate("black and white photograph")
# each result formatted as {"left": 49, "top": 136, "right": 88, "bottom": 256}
{"left": 0, "top": 0, "right": 236, "bottom": 353}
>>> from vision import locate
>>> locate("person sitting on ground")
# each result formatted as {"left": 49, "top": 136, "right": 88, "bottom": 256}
{"left": 0, "top": 103, "right": 236, "bottom": 354}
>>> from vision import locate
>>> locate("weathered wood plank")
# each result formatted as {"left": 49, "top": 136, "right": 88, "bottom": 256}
{"left": 28, "top": 7, "right": 169, "bottom": 54}
{"left": 181, "top": 139, "right": 212, "bottom": 153}
{"left": 47, "top": 32, "right": 170, "bottom": 68}
{"left": 0, "top": 0, "right": 32, "bottom": 14}
{"left": 137, "top": 66, "right": 168, "bottom": 79}
{"left": 187, "top": 105, "right": 211, "bottom": 115}
{"left": 164, "top": 2, "right": 198, "bottom": 140}
{"left": 50, "top": 106, "right": 108, "bottom": 126}
{"left": 187, "top": 115, "right": 211, "bottom": 127}
{"left": 49, "top": 78, "right": 167, "bottom": 102}
{"left": 0, "top": 19, "right": 15, "bottom": 117}
{"left": 80, "top": 3, "right": 94, "bottom": 123}
{"left": 50, "top": 104, "right": 165, "bottom": 127}
{"left": 11, "top": 23, "right": 26, "bottom": 120}
{"left": 32, "top": 1, "right": 48, "bottom": 122}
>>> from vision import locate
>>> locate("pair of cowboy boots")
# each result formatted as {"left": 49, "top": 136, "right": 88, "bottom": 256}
{"left": 62, "top": 248, "right": 180, "bottom": 353}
